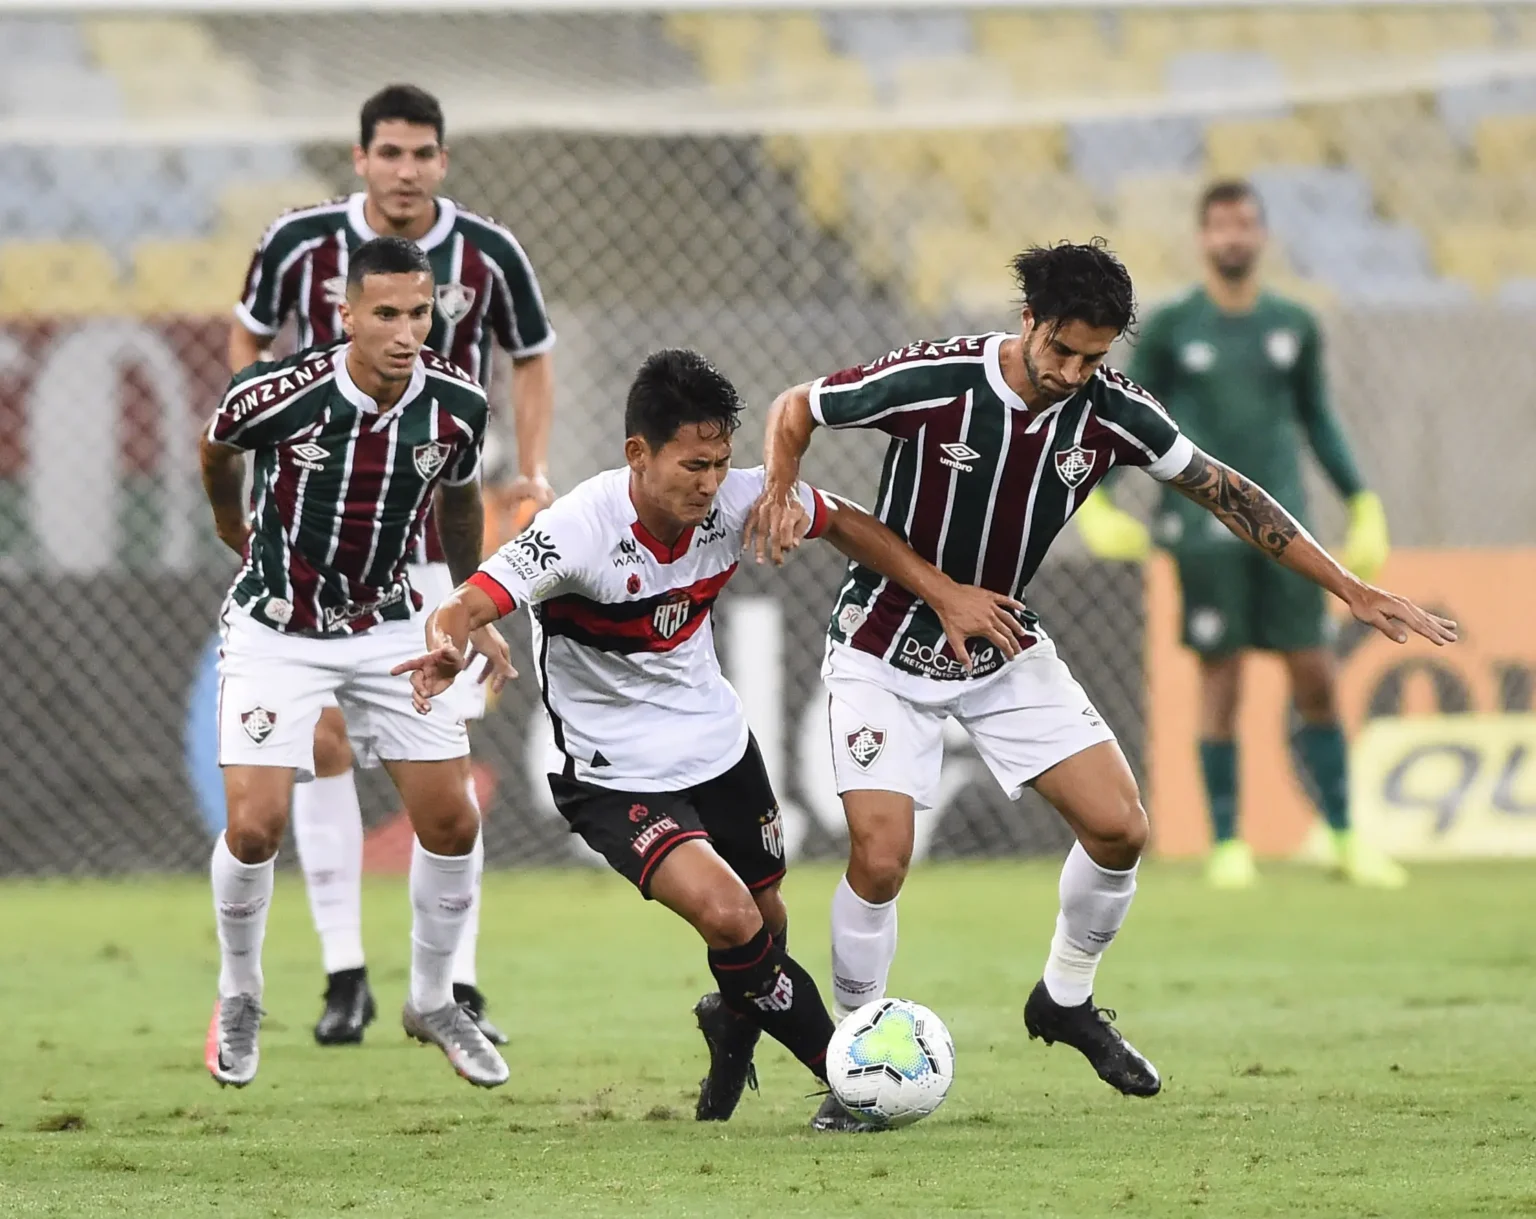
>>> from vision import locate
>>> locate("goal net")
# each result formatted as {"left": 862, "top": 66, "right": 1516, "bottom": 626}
{"left": 1, "top": 0, "right": 1533, "bottom": 874}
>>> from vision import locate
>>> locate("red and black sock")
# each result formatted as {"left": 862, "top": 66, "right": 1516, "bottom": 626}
{"left": 707, "top": 925, "right": 833, "bottom": 1082}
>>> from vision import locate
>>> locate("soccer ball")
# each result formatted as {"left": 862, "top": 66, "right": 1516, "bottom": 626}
{"left": 826, "top": 998, "right": 955, "bottom": 1128}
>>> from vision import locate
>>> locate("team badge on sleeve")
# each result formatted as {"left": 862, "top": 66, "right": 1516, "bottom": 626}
{"left": 846, "top": 725, "right": 887, "bottom": 770}
{"left": 240, "top": 707, "right": 277, "bottom": 744}
{"left": 1054, "top": 445, "right": 1096, "bottom": 488}
{"left": 412, "top": 441, "right": 453, "bottom": 480}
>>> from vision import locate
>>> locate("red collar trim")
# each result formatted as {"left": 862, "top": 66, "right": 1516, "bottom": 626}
{"left": 628, "top": 489, "right": 695, "bottom": 563}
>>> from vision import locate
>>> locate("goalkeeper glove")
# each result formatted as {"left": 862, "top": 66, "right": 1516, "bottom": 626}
{"left": 1075, "top": 489, "right": 1152, "bottom": 561}
{"left": 1339, "top": 490, "right": 1390, "bottom": 582}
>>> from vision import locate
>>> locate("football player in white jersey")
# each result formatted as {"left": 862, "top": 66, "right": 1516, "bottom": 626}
{"left": 394, "top": 349, "right": 1025, "bottom": 1129}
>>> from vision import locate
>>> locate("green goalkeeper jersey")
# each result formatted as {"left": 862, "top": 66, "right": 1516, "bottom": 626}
{"left": 1126, "top": 286, "right": 1364, "bottom": 552}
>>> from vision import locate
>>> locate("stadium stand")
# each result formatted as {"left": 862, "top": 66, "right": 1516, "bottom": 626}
{"left": 2, "top": 7, "right": 1536, "bottom": 320}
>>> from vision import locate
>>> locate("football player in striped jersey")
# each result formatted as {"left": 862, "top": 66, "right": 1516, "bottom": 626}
{"left": 228, "top": 85, "right": 553, "bottom": 1046}
{"left": 202, "top": 238, "right": 515, "bottom": 1090}
{"left": 748, "top": 240, "right": 1456, "bottom": 1099}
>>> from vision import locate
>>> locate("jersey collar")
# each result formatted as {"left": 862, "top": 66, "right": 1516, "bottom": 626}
{"left": 627, "top": 484, "right": 695, "bottom": 563}
{"left": 333, "top": 344, "right": 427, "bottom": 425}
{"left": 346, "top": 192, "right": 458, "bottom": 252}
{"left": 984, "top": 333, "right": 1029, "bottom": 412}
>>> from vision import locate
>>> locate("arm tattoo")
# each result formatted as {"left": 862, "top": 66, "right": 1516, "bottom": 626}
{"left": 434, "top": 483, "right": 486, "bottom": 587}
{"left": 1169, "top": 448, "right": 1299, "bottom": 557}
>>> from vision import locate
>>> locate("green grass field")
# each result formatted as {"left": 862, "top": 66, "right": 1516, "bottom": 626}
{"left": 1, "top": 860, "right": 1533, "bottom": 1218}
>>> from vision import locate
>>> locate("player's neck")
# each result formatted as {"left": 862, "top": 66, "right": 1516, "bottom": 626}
{"left": 1204, "top": 273, "right": 1261, "bottom": 314}
{"left": 345, "top": 347, "right": 410, "bottom": 411}
{"left": 628, "top": 477, "right": 688, "bottom": 546}
{"left": 996, "top": 337, "right": 1048, "bottom": 411}
{"left": 362, "top": 193, "right": 438, "bottom": 243}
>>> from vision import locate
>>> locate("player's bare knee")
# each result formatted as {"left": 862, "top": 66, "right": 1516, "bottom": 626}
{"left": 1083, "top": 796, "right": 1148, "bottom": 870}
{"left": 752, "top": 884, "right": 787, "bottom": 938}
{"left": 693, "top": 890, "right": 764, "bottom": 951}
{"left": 312, "top": 715, "right": 354, "bottom": 777}
{"left": 424, "top": 809, "right": 480, "bottom": 857}
{"left": 224, "top": 819, "right": 282, "bottom": 864}
{"left": 848, "top": 843, "right": 910, "bottom": 904}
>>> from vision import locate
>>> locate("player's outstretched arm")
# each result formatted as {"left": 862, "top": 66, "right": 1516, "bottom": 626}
{"left": 818, "top": 496, "right": 1031, "bottom": 670}
{"left": 746, "top": 383, "right": 818, "bottom": 566}
{"left": 1168, "top": 447, "right": 1458, "bottom": 647}
{"left": 433, "top": 480, "right": 515, "bottom": 695}
{"left": 392, "top": 583, "right": 512, "bottom": 715}
{"left": 199, "top": 432, "right": 250, "bottom": 556}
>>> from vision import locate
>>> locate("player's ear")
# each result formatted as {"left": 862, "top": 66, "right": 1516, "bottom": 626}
{"left": 351, "top": 143, "right": 367, "bottom": 177}
{"left": 1020, "top": 305, "right": 1035, "bottom": 338}
{"left": 623, "top": 435, "right": 648, "bottom": 473}
{"left": 338, "top": 298, "right": 354, "bottom": 337}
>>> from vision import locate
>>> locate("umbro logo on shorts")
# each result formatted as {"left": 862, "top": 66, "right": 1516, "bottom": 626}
{"left": 240, "top": 706, "right": 277, "bottom": 744}
{"left": 939, "top": 441, "right": 981, "bottom": 473}
{"left": 846, "top": 725, "right": 886, "bottom": 770}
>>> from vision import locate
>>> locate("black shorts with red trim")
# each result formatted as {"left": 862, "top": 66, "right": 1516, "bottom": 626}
{"left": 546, "top": 735, "right": 787, "bottom": 899}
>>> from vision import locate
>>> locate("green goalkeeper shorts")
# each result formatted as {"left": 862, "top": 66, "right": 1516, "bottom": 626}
{"left": 1173, "top": 545, "right": 1330, "bottom": 657}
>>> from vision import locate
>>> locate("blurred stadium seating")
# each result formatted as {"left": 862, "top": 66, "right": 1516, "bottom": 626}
{"left": 2, "top": 6, "right": 1534, "bottom": 313}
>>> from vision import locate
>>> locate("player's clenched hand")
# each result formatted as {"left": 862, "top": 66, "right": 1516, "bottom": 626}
{"left": 505, "top": 473, "right": 556, "bottom": 512}
{"left": 467, "top": 624, "right": 516, "bottom": 695}
{"left": 1343, "top": 583, "right": 1458, "bottom": 647}
{"left": 744, "top": 485, "right": 809, "bottom": 566}
{"left": 929, "top": 581, "right": 1032, "bottom": 671}
{"left": 391, "top": 643, "right": 470, "bottom": 715}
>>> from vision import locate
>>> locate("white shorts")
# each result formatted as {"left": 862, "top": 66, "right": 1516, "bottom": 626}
{"left": 219, "top": 609, "right": 470, "bottom": 782}
{"left": 823, "top": 640, "right": 1116, "bottom": 811}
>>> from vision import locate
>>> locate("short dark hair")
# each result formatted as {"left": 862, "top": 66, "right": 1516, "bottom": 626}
{"left": 347, "top": 237, "right": 432, "bottom": 291}
{"left": 624, "top": 349, "right": 743, "bottom": 451}
{"left": 359, "top": 84, "right": 445, "bottom": 149}
{"left": 1010, "top": 239, "right": 1136, "bottom": 336}
{"left": 1199, "top": 178, "right": 1265, "bottom": 225}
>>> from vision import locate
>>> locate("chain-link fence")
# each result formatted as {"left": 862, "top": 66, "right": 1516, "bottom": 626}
{"left": 2, "top": 2, "right": 1533, "bottom": 875}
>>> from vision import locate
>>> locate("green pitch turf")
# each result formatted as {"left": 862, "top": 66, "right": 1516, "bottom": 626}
{"left": 1, "top": 861, "right": 1533, "bottom": 1218}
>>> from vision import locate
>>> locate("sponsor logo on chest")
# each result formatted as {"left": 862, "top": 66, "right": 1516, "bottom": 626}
{"left": 697, "top": 508, "right": 729, "bottom": 545}
{"left": 653, "top": 592, "right": 692, "bottom": 640}
{"left": 323, "top": 582, "right": 407, "bottom": 630}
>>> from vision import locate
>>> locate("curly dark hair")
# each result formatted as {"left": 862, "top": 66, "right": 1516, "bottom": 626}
{"left": 1010, "top": 238, "right": 1137, "bottom": 337}
{"left": 625, "top": 348, "right": 743, "bottom": 450}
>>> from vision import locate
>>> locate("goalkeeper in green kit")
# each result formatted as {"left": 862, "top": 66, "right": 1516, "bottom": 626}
{"left": 1078, "top": 179, "right": 1403, "bottom": 890}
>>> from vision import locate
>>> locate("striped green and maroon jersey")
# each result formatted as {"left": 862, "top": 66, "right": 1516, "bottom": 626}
{"left": 209, "top": 343, "right": 488, "bottom": 637}
{"left": 234, "top": 192, "right": 553, "bottom": 564}
{"left": 810, "top": 332, "right": 1193, "bottom": 682}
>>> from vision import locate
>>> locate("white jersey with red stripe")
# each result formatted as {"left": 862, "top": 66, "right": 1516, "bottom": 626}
{"left": 471, "top": 465, "right": 829, "bottom": 791}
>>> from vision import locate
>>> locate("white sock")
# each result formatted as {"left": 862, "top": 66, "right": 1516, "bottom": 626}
{"left": 830, "top": 875, "right": 898, "bottom": 1014}
{"left": 211, "top": 833, "right": 275, "bottom": 999}
{"left": 450, "top": 777, "right": 484, "bottom": 990}
{"left": 409, "top": 838, "right": 476, "bottom": 1012}
{"left": 291, "top": 771, "right": 365, "bottom": 975}
{"left": 1042, "top": 841, "right": 1139, "bottom": 1007}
